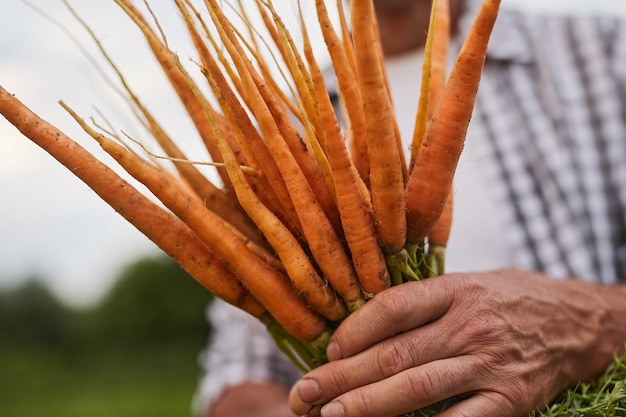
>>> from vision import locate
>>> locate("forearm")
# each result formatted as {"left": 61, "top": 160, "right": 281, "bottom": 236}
{"left": 573, "top": 280, "right": 626, "bottom": 381}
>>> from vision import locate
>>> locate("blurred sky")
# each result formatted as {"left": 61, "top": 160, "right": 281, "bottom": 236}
{"left": 1, "top": 0, "right": 625, "bottom": 308}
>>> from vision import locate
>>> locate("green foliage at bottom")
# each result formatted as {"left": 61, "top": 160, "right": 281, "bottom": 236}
{"left": 0, "top": 254, "right": 213, "bottom": 417}
{"left": 0, "top": 345, "right": 202, "bottom": 417}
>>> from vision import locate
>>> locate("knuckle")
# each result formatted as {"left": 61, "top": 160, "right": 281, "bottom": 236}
{"left": 374, "top": 340, "right": 416, "bottom": 377}
{"left": 406, "top": 368, "right": 442, "bottom": 401}
{"left": 326, "top": 367, "right": 352, "bottom": 395}
{"left": 371, "top": 289, "right": 411, "bottom": 320}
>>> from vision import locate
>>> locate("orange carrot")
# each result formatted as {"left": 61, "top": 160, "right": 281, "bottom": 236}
{"left": 175, "top": 0, "right": 304, "bottom": 238}
{"left": 246, "top": 0, "right": 304, "bottom": 123}
{"left": 335, "top": 0, "right": 357, "bottom": 77}
{"left": 59, "top": 101, "right": 327, "bottom": 341}
{"left": 427, "top": 0, "right": 451, "bottom": 117}
{"left": 406, "top": 0, "right": 501, "bottom": 244}
{"left": 114, "top": 0, "right": 239, "bottom": 196}
{"left": 428, "top": 188, "right": 454, "bottom": 249}
{"left": 259, "top": 0, "right": 323, "bottom": 142}
{"left": 426, "top": 188, "right": 453, "bottom": 277}
{"left": 306, "top": 23, "right": 391, "bottom": 297}
{"left": 0, "top": 85, "right": 264, "bottom": 318}
{"left": 413, "top": 0, "right": 452, "bottom": 259}
{"left": 206, "top": 0, "right": 365, "bottom": 311}
{"left": 351, "top": 0, "right": 406, "bottom": 254}
{"left": 212, "top": 3, "right": 342, "bottom": 236}
{"left": 77, "top": 17, "right": 262, "bottom": 243}
{"left": 316, "top": 0, "right": 369, "bottom": 184}
{"left": 369, "top": 3, "right": 408, "bottom": 184}
{"left": 207, "top": 85, "right": 348, "bottom": 322}
{"left": 410, "top": 0, "right": 448, "bottom": 168}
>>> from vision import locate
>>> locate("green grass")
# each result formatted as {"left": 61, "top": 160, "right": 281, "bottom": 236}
{"left": 0, "top": 345, "right": 201, "bottom": 417}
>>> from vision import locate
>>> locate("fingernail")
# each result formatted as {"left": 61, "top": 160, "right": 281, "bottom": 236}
{"left": 297, "top": 378, "right": 321, "bottom": 403}
{"left": 321, "top": 401, "right": 345, "bottom": 417}
{"left": 327, "top": 341, "right": 343, "bottom": 361}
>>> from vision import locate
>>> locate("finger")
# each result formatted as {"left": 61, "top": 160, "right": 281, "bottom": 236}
{"left": 289, "top": 314, "right": 472, "bottom": 414}
{"left": 328, "top": 277, "right": 459, "bottom": 360}
{"left": 318, "top": 355, "right": 485, "bottom": 417}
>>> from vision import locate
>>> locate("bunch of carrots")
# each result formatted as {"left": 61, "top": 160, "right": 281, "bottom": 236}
{"left": 0, "top": 0, "right": 499, "bottom": 398}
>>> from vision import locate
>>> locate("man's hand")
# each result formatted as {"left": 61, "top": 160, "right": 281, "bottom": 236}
{"left": 288, "top": 269, "right": 626, "bottom": 417}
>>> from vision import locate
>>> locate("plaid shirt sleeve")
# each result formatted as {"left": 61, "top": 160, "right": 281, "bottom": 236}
{"left": 193, "top": 298, "right": 302, "bottom": 416}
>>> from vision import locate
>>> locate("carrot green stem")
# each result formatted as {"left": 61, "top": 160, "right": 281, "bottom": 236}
{"left": 266, "top": 321, "right": 332, "bottom": 372}
{"left": 386, "top": 244, "right": 428, "bottom": 285}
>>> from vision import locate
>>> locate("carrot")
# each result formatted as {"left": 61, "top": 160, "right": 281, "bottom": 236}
{"left": 60, "top": 101, "right": 327, "bottom": 342}
{"left": 335, "top": 0, "right": 357, "bottom": 77}
{"left": 316, "top": 0, "right": 369, "bottom": 184}
{"left": 175, "top": 0, "right": 304, "bottom": 239}
{"left": 205, "top": 0, "right": 365, "bottom": 311}
{"left": 73, "top": 8, "right": 263, "bottom": 244}
{"left": 0, "top": 85, "right": 265, "bottom": 318}
{"left": 213, "top": 3, "right": 342, "bottom": 236}
{"left": 258, "top": 0, "right": 323, "bottom": 143}
{"left": 246, "top": 0, "right": 304, "bottom": 122}
{"left": 305, "top": 9, "right": 390, "bottom": 297}
{"left": 410, "top": 0, "right": 452, "bottom": 270}
{"left": 351, "top": 0, "right": 407, "bottom": 254}
{"left": 114, "top": 0, "right": 239, "bottom": 196}
{"left": 369, "top": 3, "right": 408, "bottom": 184}
{"left": 410, "top": 0, "right": 449, "bottom": 168}
{"left": 263, "top": 1, "right": 338, "bottom": 209}
{"left": 428, "top": 190, "right": 454, "bottom": 249}
{"left": 427, "top": 0, "right": 451, "bottom": 118}
{"left": 250, "top": 63, "right": 342, "bottom": 237}
{"left": 208, "top": 84, "right": 348, "bottom": 322}
{"left": 406, "top": 0, "right": 501, "bottom": 244}
{"left": 426, "top": 188, "right": 453, "bottom": 276}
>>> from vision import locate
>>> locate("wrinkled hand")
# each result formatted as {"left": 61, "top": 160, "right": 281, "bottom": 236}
{"left": 289, "top": 269, "right": 624, "bottom": 417}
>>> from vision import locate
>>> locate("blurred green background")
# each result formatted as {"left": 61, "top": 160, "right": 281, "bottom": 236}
{"left": 0, "top": 254, "right": 213, "bottom": 417}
